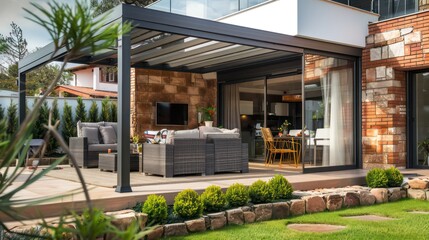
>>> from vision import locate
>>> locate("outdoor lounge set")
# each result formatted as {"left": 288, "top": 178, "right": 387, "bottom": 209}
{"left": 69, "top": 123, "right": 249, "bottom": 177}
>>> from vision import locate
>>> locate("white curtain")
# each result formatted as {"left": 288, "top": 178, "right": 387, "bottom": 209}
{"left": 320, "top": 68, "right": 353, "bottom": 166}
{"left": 222, "top": 84, "right": 241, "bottom": 129}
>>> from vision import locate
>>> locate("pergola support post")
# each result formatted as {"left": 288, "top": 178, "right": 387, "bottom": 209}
{"left": 116, "top": 26, "right": 132, "bottom": 193}
{"left": 18, "top": 72, "right": 26, "bottom": 125}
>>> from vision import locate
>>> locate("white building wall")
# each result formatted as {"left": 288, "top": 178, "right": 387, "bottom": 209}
{"left": 219, "top": 0, "right": 378, "bottom": 48}
{"left": 297, "top": 0, "right": 378, "bottom": 47}
{"left": 93, "top": 67, "right": 118, "bottom": 92}
{"left": 219, "top": 0, "right": 299, "bottom": 36}
{"left": 73, "top": 68, "right": 93, "bottom": 88}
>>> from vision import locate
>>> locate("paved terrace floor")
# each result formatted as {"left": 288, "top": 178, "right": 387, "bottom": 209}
{"left": 2, "top": 163, "right": 428, "bottom": 223}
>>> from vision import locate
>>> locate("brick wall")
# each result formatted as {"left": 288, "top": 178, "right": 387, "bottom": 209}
{"left": 130, "top": 69, "right": 217, "bottom": 137}
{"left": 362, "top": 10, "right": 429, "bottom": 168}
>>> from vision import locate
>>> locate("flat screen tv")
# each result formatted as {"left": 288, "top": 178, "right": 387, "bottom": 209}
{"left": 156, "top": 102, "right": 188, "bottom": 126}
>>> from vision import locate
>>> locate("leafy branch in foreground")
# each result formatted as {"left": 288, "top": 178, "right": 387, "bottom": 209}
{"left": 0, "top": 0, "right": 132, "bottom": 236}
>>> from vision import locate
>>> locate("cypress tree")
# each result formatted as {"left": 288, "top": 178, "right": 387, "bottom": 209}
{"left": 75, "top": 97, "right": 86, "bottom": 123}
{"left": 62, "top": 102, "right": 75, "bottom": 145}
{"left": 6, "top": 101, "right": 18, "bottom": 137}
{"left": 0, "top": 104, "right": 5, "bottom": 120}
{"left": 88, "top": 101, "right": 99, "bottom": 122}
{"left": 48, "top": 99, "right": 60, "bottom": 153}
{"left": 110, "top": 101, "right": 117, "bottom": 122}
{"left": 100, "top": 97, "right": 111, "bottom": 122}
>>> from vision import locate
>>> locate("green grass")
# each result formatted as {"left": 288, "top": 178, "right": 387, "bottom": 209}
{"left": 170, "top": 199, "right": 429, "bottom": 240}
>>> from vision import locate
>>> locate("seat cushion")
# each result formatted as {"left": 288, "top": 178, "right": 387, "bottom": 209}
{"left": 205, "top": 132, "right": 240, "bottom": 141}
{"left": 81, "top": 127, "right": 100, "bottom": 144}
{"left": 99, "top": 125, "right": 117, "bottom": 144}
{"left": 199, "top": 126, "right": 222, "bottom": 138}
{"left": 174, "top": 129, "right": 200, "bottom": 139}
{"left": 77, "top": 121, "right": 104, "bottom": 137}
{"left": 88, "top": 144, "right": 118, "bottom": 152}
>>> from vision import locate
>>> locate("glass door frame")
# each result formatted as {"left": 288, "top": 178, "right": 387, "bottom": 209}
{"left": 301, "top": 51, "right": 361, "bottom": 173}
{"left": 407, "top": 70, "right": 429, "bottom": 169}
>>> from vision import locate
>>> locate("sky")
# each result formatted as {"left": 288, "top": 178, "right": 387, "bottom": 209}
{"left": 0, "top": 0, "right": 75, "bottom": 52}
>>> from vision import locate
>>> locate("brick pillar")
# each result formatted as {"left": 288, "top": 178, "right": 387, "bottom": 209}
{"left": 130, "top": 68, "right": 136, "bottom": 137}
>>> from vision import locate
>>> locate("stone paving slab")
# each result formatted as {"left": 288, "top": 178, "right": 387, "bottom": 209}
{"left": 343, "top": 215, "right": 395, "bottom": 221}
{"left": 287, "top": 223, "right": 346, "bottom": 233}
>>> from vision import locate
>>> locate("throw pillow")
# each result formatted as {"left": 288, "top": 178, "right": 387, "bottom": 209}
{"left": 99, "top": 125, "right": 117, "bottom": 144}
{"left": 81, "top": 127, "right": 100, "bottom": 144}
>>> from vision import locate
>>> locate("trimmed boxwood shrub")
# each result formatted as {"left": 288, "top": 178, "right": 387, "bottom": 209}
{"left": 225, "top": 183, "right": 249, "bottom": 207}
{"left": 385, "top": 167, "right": 403, "bottom": 187}
{"left": 366, "top": 168, "right": 388, "bottom": 188}
{"left": 200, "top": 185, "right": 226, "bottom": 212}
{"left": 173, "top": 189, "right": 203, "bottom": 219}
{"left": 142, "top": 194, "right": 168, "bottom": 223}
{"left": 268, "top": 174, "right": 293, "bottom": 200}
{"left": 249, "top": 180, "right": 273, "bottom": 204}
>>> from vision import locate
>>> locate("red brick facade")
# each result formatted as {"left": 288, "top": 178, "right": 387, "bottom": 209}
{"left": 362, "top": 10, "right": 429, "bottom": 168}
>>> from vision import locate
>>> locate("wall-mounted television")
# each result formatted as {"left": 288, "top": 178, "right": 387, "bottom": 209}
{"left": 156, "top": 102, "right": 188, "bottom": 126}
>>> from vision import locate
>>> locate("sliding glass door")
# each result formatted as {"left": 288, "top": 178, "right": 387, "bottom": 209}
{"left": 303, "top": 54, "right": 355, "bottom": 169}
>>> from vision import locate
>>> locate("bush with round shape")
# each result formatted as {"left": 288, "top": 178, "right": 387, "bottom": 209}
{"left": 225, "top": 183, "right": 249, "bottom": 207}
{"left": 200, "top": 185, "right": 227, "bottom": 212}
{"left": 173, "top": 189, "right": 203, "bottom": 219}
{"left": 385, "top": 167, "right": 403, "bottom": 187}
{"left": 249, "top": 180, "right": 273, "bottom": 204}
{"left": 366, "top": 168, "right": 388, "bottom": 188}
{"left": 268, "top": 174, "right": 293, "bottom": 200}
{"left": 142, "top": 194, "right": 168, "bottom": 224}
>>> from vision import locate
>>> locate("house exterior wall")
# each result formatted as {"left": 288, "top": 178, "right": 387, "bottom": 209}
{"left": 72, "top": 68, "right": 93, "bottom": 88}
{"left": 130, "top": 69, "right": 217, "bottom": 137}
{"left": 93, "top": 67, "right": 118, "bottom": 92}
{"left": 362, "top": 10, "right": 429, "bottom": 169}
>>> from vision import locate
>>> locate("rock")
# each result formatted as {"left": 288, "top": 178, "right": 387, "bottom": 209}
{"left": 146, "top": 226, "right": 164, "bottom": 240}
{"left": 253, "top": 203, "right": 273, "bottom": 222}
{"left": 344, "top": 192, "right": 360, "bottom": 208}
{"left": 304, "top": 196, "right": 326, "bottom": 214}
{"left": 326, "top": 194, "right": 343, "bottom": 211}
{"left": 203, "top": 215, "right": 210, "bottom": 230}
{"left": 164, "top": 223, "right": 188, "bottom": 237}
{"left": 243, "top": 211, "right": 256, "bottom": 223}
{"left": 105, "top": 209, "right": 141, "bottom": 239}
{"left": 360, "top": 192, "right": 376, "bottom": 206}
{"left": 272, "top": 202, "right": 289, "bottom": 219}
{"left": 185, "top": 218, "right": 206, "bottom": 233}
{"left": 408, "top": 179, "right": 429, "bottom": 189}
{"left": 408, "top": 189, "right": 427, "bottom": 200}
{"left": 370, "top": 188, "right": 388, "bottom": 203}
{"left": 241, "top": 206, "right": 252, "bottom": 212}
{"left": 388, "top": 188, "right": 402, "bottom": 202}
{"left": 289, "top": 199, "right": 305, "bottom": 216}
{"left": 292, "top": 191, "right": 313, "bottom": 198}
{"left": 208, "top": 212, "right": 226, "bottom": 230}
{"left": 226, "top": 208, "right": 244, "bottom": 225}
{"left": 402, "top": 182, "right": 410, "bottom": 189}
{"left": 400, "top": 189, "right": 407, "bottom": 199}
{"left": 135, "top": 212, "right": 148, "bottom": 229}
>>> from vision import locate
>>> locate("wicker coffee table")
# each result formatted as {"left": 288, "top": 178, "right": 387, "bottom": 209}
{"left": 99, "top": 153, "right": 140, "bottom": 172}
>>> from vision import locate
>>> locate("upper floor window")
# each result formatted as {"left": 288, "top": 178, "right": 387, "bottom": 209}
{"left": 100, "top": 67, "right": 118, "bottom": 83}
{"left": 332, "top": 0, "right": 418, "bottom": 20}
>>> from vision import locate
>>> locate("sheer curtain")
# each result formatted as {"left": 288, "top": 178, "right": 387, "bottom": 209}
{"left": 320, "top": 68, "right": 353, "bottom": 166}
{"left": 222, "top": 84, "right": 241, "bottom": 129}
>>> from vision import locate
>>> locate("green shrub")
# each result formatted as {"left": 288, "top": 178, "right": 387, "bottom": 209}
{"left": 366, "top": 168, "right": 389, "bottom": 188}
{"left": 48, "top": 99, "right": 60, "bottom": 154}
{"left": 62, "top": 102, "right": 75, "bottom": 145}
{"left": 173, "top": 189, "right": 203, "bottom": 219}
{"left": 225, "top": 183, "right": 249, "bottom": 207}
{"left": 249, "top": 180, "right": 273, "bottom": 204}
{"left": 88, "top": 101, "right": 99, "bottom": 122}
{"left": 268, "top": 174, "right": 293, "bottom": 200}
{"left": 200, "top": 185, "right": 226, "bottom": 212}
{"left": 6, "top": 100, "right": 18, "bottom": 137}
{"left": 100, "top": 97, "right": 111, "bottom": 122}
{"left": 142, "top": 195, "right": 168, "bottom": 224}
{"left": 75, "top": 97, "right": 86, "bottom": 122}
{"left": 110, "top": 101, "right": 117, "bottom": 122}
{"left": 385, "top": 167, "right": 403, "bottom": 187}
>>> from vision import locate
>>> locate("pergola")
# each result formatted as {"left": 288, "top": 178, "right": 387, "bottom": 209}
{"left": 18, "top": 4, "right": 361, "bottom": 192}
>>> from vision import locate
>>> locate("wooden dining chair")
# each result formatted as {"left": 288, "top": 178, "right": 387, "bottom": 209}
{"left": 261, "top": 128, "right": 299, "bottom": 166}
{"left": 282, "top": 139, "right": 302, "bottom": 167}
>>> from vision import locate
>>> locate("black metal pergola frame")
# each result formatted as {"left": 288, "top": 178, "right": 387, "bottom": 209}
{"left": 18, "top": 4, "right": 361, "bottom": 192}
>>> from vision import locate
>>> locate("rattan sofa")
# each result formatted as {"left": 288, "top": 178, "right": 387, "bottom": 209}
{"left": 142, "top": 127, "right": 249, "bottom": 177}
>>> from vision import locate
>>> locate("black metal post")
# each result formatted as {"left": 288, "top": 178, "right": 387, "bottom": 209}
{"left": 116, "top": 24, "right": 132, "bottom": 193}
{"left": 18, "top": 72, "right": 26, "bottom": 125}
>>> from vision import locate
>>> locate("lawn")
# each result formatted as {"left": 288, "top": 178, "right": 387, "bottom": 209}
{"left": 169, "top": 199, "right": 429, "bottom": 240}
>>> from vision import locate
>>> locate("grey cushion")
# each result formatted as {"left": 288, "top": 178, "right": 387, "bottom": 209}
{"left": 104, "top": 122, "right": 118, "bottom": 134}
{"left": 81, "top": 127, "right": 100, "bottom": 144}
{"left": 205, "top": 132, "right": 241, "bottom": 141}
{"left": 174, "top": 129, "right": 200, "bottom": 139}
{"left": 77, "top": 121, "right": 104, "bottom": 137}
{"left": 88, "top": 144, "right": 118, "bottom": 152}
{"left": 99, "top": 126, "right": 117, "bottom": 144}
{"left": 199, "top": 126, "right": 222, "bottom": 138}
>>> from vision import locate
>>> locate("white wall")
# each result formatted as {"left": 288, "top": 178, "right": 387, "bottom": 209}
{"left": 93, "top": 68, "right": 118, "bottom": 92}
{"left": 219, "top": 0, "right": 298, "bottom": 36}
{"left": 297, "top": 0, "right": 378, "bottom": 47}
{"left": 219, "top": 0, "right": 378, "bottom": 48}
{"left": 72, "top": 68, "right": 93, "bottom": 88}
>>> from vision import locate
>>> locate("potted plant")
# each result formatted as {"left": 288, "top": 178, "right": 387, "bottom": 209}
{"left": 418, "top": 138, "right": 429, "bottom": 166}
{"left": 132, "top": 135, "right": 140, "bottom": 153}
{"left": 278, "top": 120, "right": 291, "bottom": 135}
{"left": 201, "top": 106, "right": 216, "bottom": 127}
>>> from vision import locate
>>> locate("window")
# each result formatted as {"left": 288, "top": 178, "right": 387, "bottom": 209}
{"left": 100, "top": 67, "right": 118, "bottom": 83}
